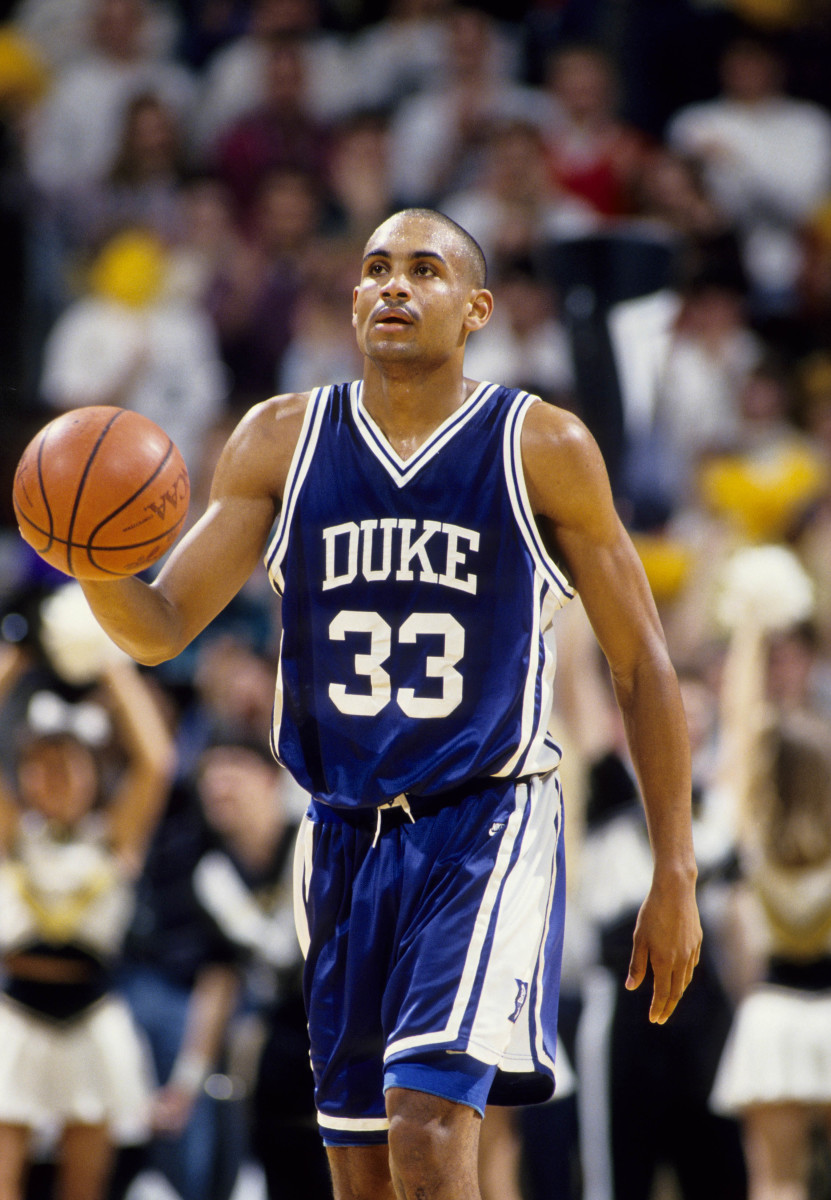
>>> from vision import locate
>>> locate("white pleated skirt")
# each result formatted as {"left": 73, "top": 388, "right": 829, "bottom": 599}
{"left": 0, "top": 993, "right": 156, "bottom": 1142}
{"left": 711, "top": 985, "right": 831, "bottom": 1114}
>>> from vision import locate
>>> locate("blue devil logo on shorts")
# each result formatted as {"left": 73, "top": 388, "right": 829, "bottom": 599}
{"left": 509, "top": 979, "right": 529, "bottom": 1023}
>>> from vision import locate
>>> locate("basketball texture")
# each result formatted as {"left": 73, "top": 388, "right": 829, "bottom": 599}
{"left": 13, "top": 406, "right": 190, "bottom": 580}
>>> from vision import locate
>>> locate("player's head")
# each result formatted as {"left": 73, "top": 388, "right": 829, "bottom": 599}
{"left": 352, "top": 208, "right": 492, "bottom": 367}
{"left": 394, "top": 208, "right": 488, "bottom": 289}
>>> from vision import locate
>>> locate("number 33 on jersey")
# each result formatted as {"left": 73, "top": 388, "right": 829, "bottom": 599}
{"left": 266, "top": 381, "right": 575, "bottom": 809}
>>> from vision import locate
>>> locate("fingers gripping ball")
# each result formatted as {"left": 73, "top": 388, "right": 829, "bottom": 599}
{"left": 13, "top": 407, "right": 190, "bottom": 580}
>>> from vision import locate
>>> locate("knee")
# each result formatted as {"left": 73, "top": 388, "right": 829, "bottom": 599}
{"left": 388, "top": 1107, "right": 450, "bottom": 1182}
{"left": 386, "top": 1088, "right": 479, "bottom": 1196}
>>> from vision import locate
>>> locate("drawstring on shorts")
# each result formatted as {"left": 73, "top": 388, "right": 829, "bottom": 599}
{"left": 372, "top": 795, "right": 416, "bottom": 848}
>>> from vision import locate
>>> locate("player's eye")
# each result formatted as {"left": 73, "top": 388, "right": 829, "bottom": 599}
{"left": 366, "top": 260, "right": 388, "bottom": 276}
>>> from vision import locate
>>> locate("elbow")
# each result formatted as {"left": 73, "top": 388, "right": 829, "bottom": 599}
{"left": 131, "top": 646, "right": 177, "bottom": 668}
{"left": 118, "top": 630, "right": 189, "bottom": 669}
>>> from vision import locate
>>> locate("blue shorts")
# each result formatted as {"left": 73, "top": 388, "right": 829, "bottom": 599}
{"left": 293, "top": 772, "right": 567, "bottom": 1147}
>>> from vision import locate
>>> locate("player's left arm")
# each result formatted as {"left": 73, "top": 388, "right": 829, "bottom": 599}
{"left": 521, "top": 401, "right": 702, "bottom": 1023}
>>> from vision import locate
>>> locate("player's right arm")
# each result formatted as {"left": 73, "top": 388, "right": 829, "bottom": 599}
{"left": 80, "top": 394, "right": 308, "bottom": 665}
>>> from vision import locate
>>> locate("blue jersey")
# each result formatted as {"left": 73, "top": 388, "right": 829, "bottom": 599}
{"left": 266, "top": 381, "right": 575, "bottom": 809}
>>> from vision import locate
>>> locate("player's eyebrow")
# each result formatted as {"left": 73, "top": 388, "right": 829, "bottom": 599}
{"left": 362, "top": 248, "right": 449, "bottom": 268}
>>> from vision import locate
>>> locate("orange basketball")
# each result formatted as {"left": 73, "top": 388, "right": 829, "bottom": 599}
{"left": 13, "top": 406, "right": 190, "bottom": 580}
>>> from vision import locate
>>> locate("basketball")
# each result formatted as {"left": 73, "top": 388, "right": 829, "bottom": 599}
{"left": 12, "top": 406, "right": 190, "bottom": 580}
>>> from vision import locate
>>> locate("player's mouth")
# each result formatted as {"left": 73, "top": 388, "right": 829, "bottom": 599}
{"left": 374, "top": 306, "right": 415, "bottom": 328}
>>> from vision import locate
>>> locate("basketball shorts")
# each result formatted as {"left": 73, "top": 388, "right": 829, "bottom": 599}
{"left": 293, "top": 771, "right": 567, "bottom": 1147}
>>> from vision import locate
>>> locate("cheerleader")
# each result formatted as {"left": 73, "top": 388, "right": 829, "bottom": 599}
{"left": 710, "top": 547, "right": 831, "bottom": 1200}
{"left": 0, "top": 640, "right": 174, "bottom": 1200}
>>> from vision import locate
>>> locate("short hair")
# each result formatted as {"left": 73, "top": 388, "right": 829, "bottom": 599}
{"left": 390, "top": 207, "right": 488, "bottom": 289}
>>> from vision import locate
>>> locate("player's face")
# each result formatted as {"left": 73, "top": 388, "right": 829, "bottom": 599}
{"left": 352, "top": 215, "right": 491, "bottom": 368}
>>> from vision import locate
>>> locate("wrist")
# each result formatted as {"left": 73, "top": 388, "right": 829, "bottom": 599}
{"left": 169, "top": 1050, "right": 211, "bottom": 1095}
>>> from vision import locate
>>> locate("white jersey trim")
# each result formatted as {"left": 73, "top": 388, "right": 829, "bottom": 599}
{"left": 352, "top": 380, "right": 496, "bottom": 488}
{"left": 492, "top": 571, "right": 547, "bottom": 778}
{"left": 503, "top": 392, "right": 576, "bottom": 604}
{"left": 265, "top": 387, "right": 329, "bottom": 594}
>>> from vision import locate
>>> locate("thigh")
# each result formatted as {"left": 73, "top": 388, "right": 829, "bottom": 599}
{"left": 0, "top": 1123, "right": 30, "bottom": 1196}
{"left": 743, "top": 1102, "right": 813, "bottom": 1188}
{"left": 57, "top": 1123, "right": 115, "bottom": 1200}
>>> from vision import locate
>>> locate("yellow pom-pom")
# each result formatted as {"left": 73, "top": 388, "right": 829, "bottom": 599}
{"left": 631, "top": 533, "right": 693, "bottom": 604}
{"left": 698, "top": 445, "right": 827, "bottom": 541}
{"left": 88, "top": 230, "right": 168, "bottom": 308}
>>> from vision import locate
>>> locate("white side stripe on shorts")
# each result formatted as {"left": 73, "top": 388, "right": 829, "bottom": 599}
{"left": 383, "top": 782, "right": 531, "bottom": 1061}
{"left": 317, "top": 1114, "right": 390, "bottom": 1132}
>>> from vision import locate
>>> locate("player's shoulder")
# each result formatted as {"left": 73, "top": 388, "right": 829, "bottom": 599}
{"left": 216, "top": 391, "right": 315, "bottom": 501}
{"left": 521, "top": 398, "right": 599, "bottom": 465}
{"left": 519, "top": 399, "right": 613, "bottom": 523}
{"left": 235, "top": 391, "right": 313, "bottom": 449}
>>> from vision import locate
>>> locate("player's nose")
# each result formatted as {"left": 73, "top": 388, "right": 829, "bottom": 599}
{"left": 381, "top": 272, "right": 412, "bottom": 299}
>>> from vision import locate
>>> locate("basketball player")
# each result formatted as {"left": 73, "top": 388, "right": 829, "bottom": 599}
{"left": 79, "top": 208, "right": 702, "bottom": 1200}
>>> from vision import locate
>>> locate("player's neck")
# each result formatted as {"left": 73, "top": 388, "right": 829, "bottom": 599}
{"left": 360, "top": 363, "right": 474, "bottom": 461}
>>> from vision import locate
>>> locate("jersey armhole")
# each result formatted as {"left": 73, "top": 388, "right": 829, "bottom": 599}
{"left": 503, "top": 393, "right": 576, "bottom": 605}
{"left": 264, "top": 387, "right": 331, "bottom": 594}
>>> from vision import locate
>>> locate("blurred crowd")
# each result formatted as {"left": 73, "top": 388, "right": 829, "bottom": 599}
{"left": 2, "top": 0, "right": 831, "bottom": 1198}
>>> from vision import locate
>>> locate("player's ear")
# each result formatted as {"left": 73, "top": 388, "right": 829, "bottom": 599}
{"left": 352, "top": 287, "right": 359, "bottom": 326}
{"left": 464, "top": 288, "right": 494, "bottom": 333}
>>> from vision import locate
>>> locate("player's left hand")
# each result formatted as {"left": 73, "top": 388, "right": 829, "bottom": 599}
{"left": 625, "top": 867, "right": 702, "bottom": 1024}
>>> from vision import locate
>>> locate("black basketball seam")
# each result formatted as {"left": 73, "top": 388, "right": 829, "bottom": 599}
{"left": 65, "top": 409, "right": 125, "bottom": 575}
{"left": 35, "top": 429, "right": 55, "bottom": 549}
{"left": 14, "top": 509, "right": 189, "bottom": 576}
{"left": 86, "top": 510, "right": 188, "bottom": 574}
{"left": 86, "top": 437, "right": 178, "bottom": 547}
{"left": 12, "top": 511, "right": 187, "bottom": 552}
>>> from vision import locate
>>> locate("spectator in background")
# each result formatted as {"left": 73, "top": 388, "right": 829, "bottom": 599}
{"left": 653, "top": 277, "right": 765, "bottom": 491}
{"left": 188, "top": 736, "right": 329, "bottom": 1199}
{"left": 24, "top": 0, "right": 196, "bottom": 196}
{"left": 205, "top": 166, "right": 324, "bottom": 403}
{"left": 12, "top": 0, "right": 177, "bottom": 70}
{"left": 462, "top": 257, "right": 575, "bottom": 405}
{"left": 440, "top": 119, "right": 598, "bottom": 273}
{"left": 191, "top": 0, "right": 350, "bottom": 154}
{"left": 210, "top": 32, "right": 330, "bottom": 222}
{"left": 326, "top": 110, "right": 396, "bottom": 244}
{"left": 388, "top": 6, "right": 554, "bottom": 206}
{"left": 556, "top": 602, "right": 746, "bottom": 1200}
{"left": 163, "top": 172, "right": 245, "bottom": 310}
{"left": 791, "top": 355, "right": 831, "bottom": 659}
{"left": 118, "top": 776, "right": 242, "bottom": 1200}
{"left": 50, "top": 89, "right": 190, "bottom": 296}
{"left": 38, "top": 227, "right": 227, "bottom": 475}
{"left": 542, "top": 43, "right": 652, "bottom": 218}
{"left": 278, "top": 237, "right": 363, "bottom": 393}
{"left": 174, "top": 630, "right": 277, "bottom": 781}
{"left": 607, "top": 271, "right": 764, "bottom": 524}
{"left": 0, "top": 639, "right": 175, "bottom": 1200}
{"left": 708, "top": 548, "right": 831, "bottom": 1200}
{"left": 347, "top": 0, "right": 451, "bottom": 114}
{"left": 667, "top": 33, "right": 831, "bottom": 318}
{"left": 697, "top": 359, "right": 829, "bottom": 545}
{"left": 790, "top": 196, "right": 831, "bottom": 357}
{"left": 630, "top": 148, "right": 746, "bottom": 291}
